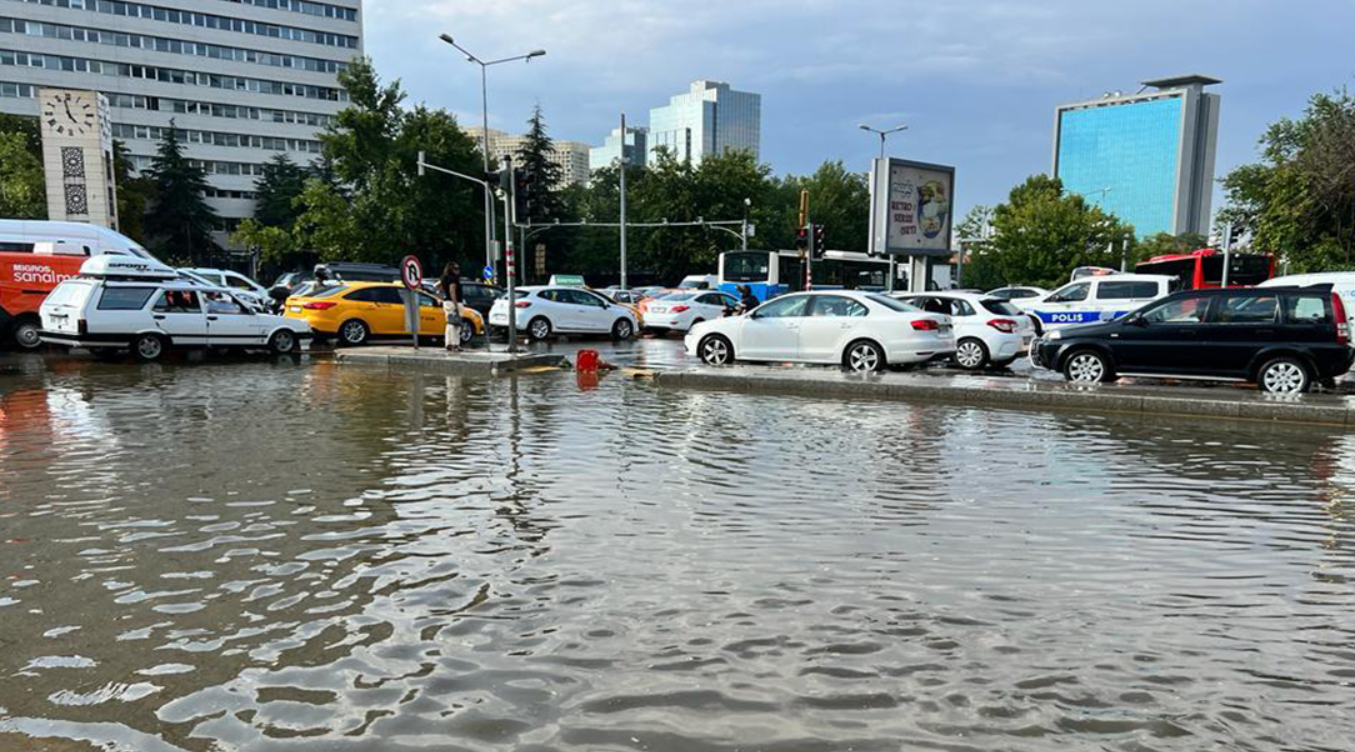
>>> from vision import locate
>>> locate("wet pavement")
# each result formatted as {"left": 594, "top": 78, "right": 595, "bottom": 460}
{"left": 1, "top": 349, "right": 1354, "bottom": 751}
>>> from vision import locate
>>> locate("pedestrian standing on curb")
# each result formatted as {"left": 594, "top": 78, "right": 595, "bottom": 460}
{"left": 439, "top": 262, "right": 464, "bottom": 352}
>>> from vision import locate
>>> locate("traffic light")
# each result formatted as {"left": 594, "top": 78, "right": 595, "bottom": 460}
{"left": 812, "top": 224, "right": 826, "bottom": 260}
{"left": 795, "top": 224, "right": 810, "bottom": 253}
{"left": 512, "top": 167, "right": 537, "bottom": 221}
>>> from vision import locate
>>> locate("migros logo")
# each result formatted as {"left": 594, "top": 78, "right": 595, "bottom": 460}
{"left": 10, "top": 263, "right": 76, "bottom": 286}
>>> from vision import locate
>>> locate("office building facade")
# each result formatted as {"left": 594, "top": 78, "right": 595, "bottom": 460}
{"left": 466, "top": 127, "right": 591, "bottom": 187}
{"left": 1053, "top": 75, "right": 1221, "bottom": 238}
{"left": 0, "top": 0, "right": 362, "bottom": 242}
{"left": 648, "top": 80, "right": 759, "bottom": 166}
{"left": 589, "top": 124, "right": 646, "bottom": 173}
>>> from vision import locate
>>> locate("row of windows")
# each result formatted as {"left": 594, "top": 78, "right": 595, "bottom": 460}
{"left": 112, "top": 122, "right": 322, "bottom": 153}
{"left": 205, "top": 187, "right": 258, "bottom": 200}
{"left": 0, "top": 78, "right": 32, "bottom": 97}
{"left": 0, "top": 17, "right": 350, "bottom": 73}
{"left": 222, "top": 0, "right": 356, "bottom": 22}
{"left": 11, "top": 0, "right": 359, "bottom": 49}
{"left": 1, "top": 83, "right": 336, "bottom": 127}
{"left": 126, "top": 153, "right": 267, "bottom": 176}
{"left": 0, "top": 48, "right": 345, "bottom": 101}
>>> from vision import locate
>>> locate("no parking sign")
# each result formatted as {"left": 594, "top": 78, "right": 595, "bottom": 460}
{"left": 401, "top": 255, "right": 423, "bottom": 290}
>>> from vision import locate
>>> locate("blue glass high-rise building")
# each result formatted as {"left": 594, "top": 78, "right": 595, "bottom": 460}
{"left": 648, "top": 80, "right": 760, "bottom": 166}
{"left": 1053, "top": 76, "right": 1221, "bottom": 237}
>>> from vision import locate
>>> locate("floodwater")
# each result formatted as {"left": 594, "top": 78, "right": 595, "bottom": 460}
{"left": 1, "top": 353, "right": 1353, "bottom": 752}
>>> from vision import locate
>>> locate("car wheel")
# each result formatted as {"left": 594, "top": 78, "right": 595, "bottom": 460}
{"left": 269, "top": 329, "right": 298, "bottom": 355}
{"left": 954, "top": 337, "right": 989, "bottom": 370}
{"left": 844, "top": 340, "right": 886, "bottom": 373}
{"left": 339, "top": 319, "right": 369, "bottom": 347}
{"left": 1063, "top": 349, "right": 1110, "bottom": 384}
{"left": 460, "top": 322, "right": 475, "bottom": 345}
{"left": 699, "top": 334, "right": 733, "bottom": 366}
{"left": 11, "top": 316, "right": 42, "bottom": 350}
{"left": 528, "top": 317, "right": 552, "bottom": 341}
{"left": 612, "top": 318, "right": 634, "bottom": 341}
{"left": 1258, "top": 357, "right": 1310, "bottom": 394}
{"left": 133, "top": 333, "right": 167, "bottom": 363}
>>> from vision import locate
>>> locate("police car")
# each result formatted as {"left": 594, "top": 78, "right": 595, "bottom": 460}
{"left": 1027, "top": 274, "right": 1175, "bottom": 332}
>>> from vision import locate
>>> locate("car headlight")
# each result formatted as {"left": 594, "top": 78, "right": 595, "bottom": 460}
{"left": 1047, "top": 330, "right": 1063, "bottom": 341}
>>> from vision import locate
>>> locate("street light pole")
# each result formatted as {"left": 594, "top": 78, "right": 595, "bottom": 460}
{"left": 438, "top": 33, "right": 545, "bottom": 281}
{"left": 619, "top": 112, "right": 628, "bottom": 291}
{"left": 859, "top": 123, "right": 907, "bottom": 291}
{"left": 742, "top": 197, "right": 750, "bottom": 251}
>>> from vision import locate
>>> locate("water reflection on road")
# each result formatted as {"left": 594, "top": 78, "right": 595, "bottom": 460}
{"left": 1, "top": 353, "right": 1353, "bottom": 751}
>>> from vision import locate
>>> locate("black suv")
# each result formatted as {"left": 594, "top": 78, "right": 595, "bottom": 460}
{"left": 1032, "top": 286, "right": 1354, "bottom": 394}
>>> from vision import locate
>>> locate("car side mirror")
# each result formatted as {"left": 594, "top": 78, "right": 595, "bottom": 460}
{"left": 1127, "top": 313, "right": 1147, "bottom": 326}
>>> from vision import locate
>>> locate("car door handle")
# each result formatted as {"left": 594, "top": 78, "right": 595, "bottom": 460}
{"left": 785, "top": 323, "right": 800, "bottom": 330}
{"left": 207, "top": 316, "right": 219, "bottom": 321}
{"left": 153, "top": 315, "right": 166, "bottom": 320}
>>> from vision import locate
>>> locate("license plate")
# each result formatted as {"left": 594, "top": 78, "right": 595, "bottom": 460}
{"left": 650, "top": 307, "right": 667, "bottom": 314}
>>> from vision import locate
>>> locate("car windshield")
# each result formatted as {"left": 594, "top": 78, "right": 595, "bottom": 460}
{"left": 660, "top": 293, "right": 697, "bottom": 301}
{"left": 866, "top": 294, "right": 918, "bottom": 312}
{"left": 980, "top": 299, "right": 1023, "bottom": 315}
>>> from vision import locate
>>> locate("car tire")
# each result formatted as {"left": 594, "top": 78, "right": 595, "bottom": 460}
{"left": 338, "top": 319, "right": 369, "bottom": 347}
{"left": 269, "top": 329, "right": 298, "bottom": 355}
{"left": 844, "top": 339, "right": 886, "bottom": 374}
{"left": 132, "top": 333, "right": 167, "bottom": 363}
{"left": 460, "top": 322, "right": 475, "bottom": 345}
{"left": 1258, "top": 357, "right": 1311, "bottom": 394}
{"left": 528, "top": 317, "right": 552, "bottom": 342}
{"left": 1062, "top": 349, "right": 1111, "bottom": 384}
{"left": 954, "top": 337, "right": 990, "bottom": 370}
{"left": 612, "top": 318, "right": 634, "bottom": 341}
{"left": 11, "top": 316, "right": 42, "bottom": 350}
{"left": 698, "top": 334, "right": 734, "bottom": 366}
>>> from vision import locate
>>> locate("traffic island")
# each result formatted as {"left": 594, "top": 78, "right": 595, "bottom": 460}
{"left": 329, "top": 346, "right": 568, "bottom": 376}
{"left": 653, "top": 367, "right": 1355, "bottom": 427}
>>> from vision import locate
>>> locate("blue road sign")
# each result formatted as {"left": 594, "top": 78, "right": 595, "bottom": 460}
{"left": 483, "top": 265, "right": 495, "bottom": 280}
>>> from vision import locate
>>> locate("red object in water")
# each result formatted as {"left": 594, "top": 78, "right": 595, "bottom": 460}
{"left": 577, "top": 349, "right": 601, "bottom": 371}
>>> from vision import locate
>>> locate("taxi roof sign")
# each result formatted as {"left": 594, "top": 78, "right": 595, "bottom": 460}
{"left": 79, "top": 254, "right": 179, "bottom": 280}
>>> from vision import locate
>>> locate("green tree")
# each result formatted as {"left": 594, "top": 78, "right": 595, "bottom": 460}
{"left": 955, "top": 205, "right": 1004, "bottom": 290}
{"left": 143, "top": 120, "right": 219, "bottom": 263}
{"left": 773, "top": 161, "right": 871, "bottom": 252}
{"left": 514, "top": 105, "right": 566, "bottom": 222}
{"left": 1220, "top": 88, "right": 1355, "bottom": 271}
{"left": 112, "top": 140, "right": 154, "bottom": 245}
{"left": 988, "top": 174, "right": 1132, "bottom": 288}
{"left": 0, "top": 114, "right": 45, "bottom": 219}
{"left": 253, "top": 154, "right": 309, "bottom": 228}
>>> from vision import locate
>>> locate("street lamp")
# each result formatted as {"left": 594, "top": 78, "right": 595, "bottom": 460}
{"left": 438, "top": 33, "right": 546, "bottom": 276}
{"left": 859, "top": 123, "right": 907, "bottom": 291}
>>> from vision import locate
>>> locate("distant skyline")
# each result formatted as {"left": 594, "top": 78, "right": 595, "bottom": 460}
{"left": 366, "top": 0, "right": 1355, "bottom": 226}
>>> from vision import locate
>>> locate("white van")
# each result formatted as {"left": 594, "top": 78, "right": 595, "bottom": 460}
{"left": 0, "top": 219, "right": 158, "bottom": 260}
{"left": 40, "top": 255, "right": 311, "bottom": 362}
{"left": 1028, "top": 273, "right": 1176, "bottom": 332}
{"left": 1259, "top": 272, "right": 1355, "bottom": 311}
{"left": 678, "top": 274, "right": 718, "bottom": 290}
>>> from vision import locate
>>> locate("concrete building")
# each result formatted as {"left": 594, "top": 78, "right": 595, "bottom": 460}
{"left": 465, "top": 127, "right": 591, "bottom": 186}
{"left": 648, "top": 80, "right": 760, "bottom": 167}
{"left": 589, "top": 125, "right": 647, "bottom": 173}
{"left": 0, "top": 0, "right": 362, "bottom": 243}
{"left": 1053, "top": 75, "right": 1221, "bottom": 238}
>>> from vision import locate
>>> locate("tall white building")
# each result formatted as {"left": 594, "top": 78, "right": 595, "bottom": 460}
{"left": 647, "top": 80, "right": 760, "bottom": 167}
{"left": 0, "top": 0, "right": 362, "bottom": 242}
{"left": 589, "top": 124, "right": 646, "bottom": 173}
{"left": 465, "top": 127, "right": 591, "bottom": 186}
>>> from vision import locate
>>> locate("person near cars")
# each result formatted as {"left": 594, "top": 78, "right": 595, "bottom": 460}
{"left": 313, "top": 263, "right": 332, "bottom": 285}
{"left": 439, "top": 262, "right": 464, "bottom": 352}
{"left": 735, "top": 285, "right": 759, "bottom": 315}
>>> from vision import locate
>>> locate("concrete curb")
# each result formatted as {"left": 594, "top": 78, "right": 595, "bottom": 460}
{"left": 653, "top": 369, "right": 1355, "bottom": 428}
{"left": 332, "top": 347, "right": 568, "bottom": 376}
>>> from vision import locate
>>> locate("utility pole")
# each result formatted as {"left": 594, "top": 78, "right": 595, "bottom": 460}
{"left": 619, "top": 112, "right": 628, "bottom": 290}
{"left": 503, "top": 155, "right": 518, "bottom": 353}
{"left": 1221, "top": 222, "right": 1234, "bottom": 288}
{"left": 742, "top": 197, "right": 750, "bottom": 252}
{"left": 798, "top": 190, "right": 812, "bottom": 291}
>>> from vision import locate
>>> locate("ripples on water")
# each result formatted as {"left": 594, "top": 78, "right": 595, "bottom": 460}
{"left": 1, "top": 357, "right": 1353, "bottom": 751}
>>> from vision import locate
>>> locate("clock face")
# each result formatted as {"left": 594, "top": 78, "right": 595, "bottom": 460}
{"left": 42, "top": 91, "right": 97, "bottom": 138}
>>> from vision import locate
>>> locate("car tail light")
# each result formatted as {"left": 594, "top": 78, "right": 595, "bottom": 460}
{"left": 911, "top": 319, "right": 939, "bottom": 331}
{"left": 671, "top": 305, "right": 690, "bottom": 313}
{"left": 1333, "top": 292, "right": 1349, "bottom": 344}
{"left": 302, "top": 301, "right": 337, "bottom": 310}
{"left": 987, "top": 318, "right": 1018, "bottom": 333}
{"left": 515, "top": 301, "right": 532, "bottom": 309}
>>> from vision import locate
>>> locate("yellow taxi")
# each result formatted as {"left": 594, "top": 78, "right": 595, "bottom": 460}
{"left": 284, "top": 281, "right": 484, "bottom": 346}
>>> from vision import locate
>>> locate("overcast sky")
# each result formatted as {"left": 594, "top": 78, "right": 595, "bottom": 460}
{"left": 364, "top": 0, "right": 1355, "bottom": 222}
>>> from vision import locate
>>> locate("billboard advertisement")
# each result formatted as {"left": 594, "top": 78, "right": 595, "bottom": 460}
{"left": 869, "top": 158, "right": 955, "bottom": 257}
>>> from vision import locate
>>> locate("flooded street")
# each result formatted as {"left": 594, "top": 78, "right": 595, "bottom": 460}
{"left": 1, "top": 354, "right": 1354, "bottom": 751}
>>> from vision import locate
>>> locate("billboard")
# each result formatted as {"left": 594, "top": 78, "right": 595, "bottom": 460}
{"left": 869, "top": 158, "right": 955, "bottom": 257}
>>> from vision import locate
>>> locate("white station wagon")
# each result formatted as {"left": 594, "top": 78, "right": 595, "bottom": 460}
{"left": 39, "top": 255, "right": 312, "bottom": 362}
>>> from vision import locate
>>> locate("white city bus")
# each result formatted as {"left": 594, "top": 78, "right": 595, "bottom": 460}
{"left": 717, "top": 249, "right": 890, "bottom": 302}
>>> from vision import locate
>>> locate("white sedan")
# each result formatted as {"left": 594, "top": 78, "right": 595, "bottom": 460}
{"left": 893, "top": 292, "right": 1034, "bottom": 370}
{"left": 489, "top": 286, "right": 638, "bottom": 341}
{"left": 645, "top": 290, "right": 738, "bottom": 333}
{"left": 685, "top": 291, "right": 954, "bottom": 373}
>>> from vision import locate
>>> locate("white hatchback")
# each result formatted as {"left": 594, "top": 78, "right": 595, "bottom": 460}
{"left": 645, "top": 290, "right": 738, "bottom": 333}
{"left": 685, "top": 290, "right": 954, "bottom": 373}
{"left": 489, "top": 286, "right": 639, "bottom": 341}
{"left": 39, "top": 256, "right": 312, "bottom": 361}
{"left": 894, "top": 292, "right": 1034, "bottom": 369}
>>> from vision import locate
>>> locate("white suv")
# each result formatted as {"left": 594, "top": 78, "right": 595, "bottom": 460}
{"left": 40, "top": 256, "right": 312, "bottom": 362}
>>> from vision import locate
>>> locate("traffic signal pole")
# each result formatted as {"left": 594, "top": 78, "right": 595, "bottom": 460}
{"left": 619, "top": 112, "right": 628, "bottom": 291}
{"left": 504, "top": 155, "right": 518, "bottom": 354}
{"left": 798, "top": 190, "right": 812, "bottom": 291}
